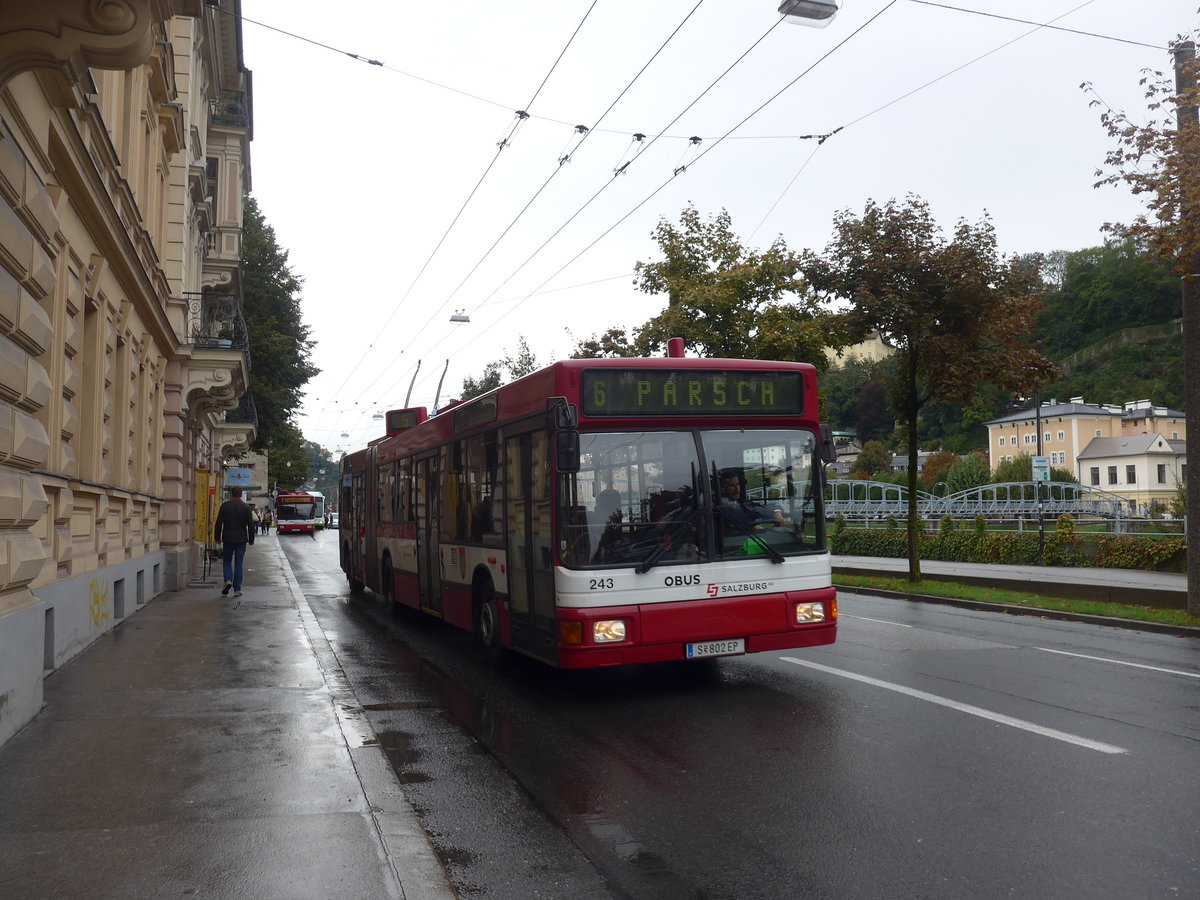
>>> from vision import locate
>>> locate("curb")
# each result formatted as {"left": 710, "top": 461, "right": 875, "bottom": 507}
{"left": 836, "top": 583, "right": 1200, "bottom": 639}
{"left": 277, "top": 541, "right": 458, "bottom": 900}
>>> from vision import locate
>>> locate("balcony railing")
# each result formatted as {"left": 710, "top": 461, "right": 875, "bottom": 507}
{"left": 189, "top": 291, "right": 248, "bottom": 350}
{"left": 225, "top": 392, "right": 258, "bottom": 430}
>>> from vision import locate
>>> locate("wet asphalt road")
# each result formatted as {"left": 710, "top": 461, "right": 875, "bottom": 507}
{"left": 283, "top": 531, "right": 1200, "bottom": 899}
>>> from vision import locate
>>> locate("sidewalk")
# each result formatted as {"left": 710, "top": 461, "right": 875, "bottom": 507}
{"left": 0, "top": 534, "right": 456, "bottom": 900}
{"left": 834, "top": 555, "right": 1196, "bottom": 635}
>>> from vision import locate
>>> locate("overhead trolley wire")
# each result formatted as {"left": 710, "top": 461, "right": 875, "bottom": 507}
{"left": 401, "top": 0, "right": 711, "bottom": 351}
{"left": 751, "top": 0, "right": 1113, "bottom": 240}
{"left": 224, "top": 4, "right": 1164, "bottom": 138}
{"left": 403, "top": 3, "right": 899, "bottom": 385}
{"left": 327, "top": 0, "right": 603, "bottom": 408}
{"left": 458, "top": 9, "right": 793, "bottom": 324}
{"left": 905, "top": 1, "right": 1167, "bottom": 51}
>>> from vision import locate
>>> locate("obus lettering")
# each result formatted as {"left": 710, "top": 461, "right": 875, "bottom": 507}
{"left": 664, "top": 574, "right": 700, "bottom": 587}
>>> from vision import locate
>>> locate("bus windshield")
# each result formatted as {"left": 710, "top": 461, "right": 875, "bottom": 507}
{"left": 558, "top": 429, "right": 823, "bottom": 569}
{"left": 276, "top": 501, "right": 315, "bottom": 520}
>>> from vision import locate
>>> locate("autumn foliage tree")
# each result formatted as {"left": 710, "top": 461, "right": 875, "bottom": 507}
{"left": 800, "top": 196, "right": 1057, "bottom": 581}
{"left": 1089, "top": 38, "right": 1200, "bottom": 616}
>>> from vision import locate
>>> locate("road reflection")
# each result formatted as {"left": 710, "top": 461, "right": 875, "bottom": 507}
{"left": 336, "top": 588, "right": 848, "bottom": 899}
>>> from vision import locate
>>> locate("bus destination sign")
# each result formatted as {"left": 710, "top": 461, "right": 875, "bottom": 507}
{"left": 581, "top": 369, "right": 803, "bottom": 417}
{"left": 386, "top": 409, "right": 424, "bottom": 432}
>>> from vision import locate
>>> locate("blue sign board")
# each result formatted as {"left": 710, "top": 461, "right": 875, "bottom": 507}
{"left": 226, "top": 467, "right": 252, "bottom": 486}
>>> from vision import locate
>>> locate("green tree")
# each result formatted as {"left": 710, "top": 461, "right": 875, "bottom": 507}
{"left": 1036, "top": 235, "right": 1179, "bottom": 358}
{"left": 570, "top": 326, "right": 636, "bottom": 359}
{"left": 265, "top": 421, "right": 310, "bottom": 491}
{"left": 800, "top": 196, "right": 1058, "bottom": 581}
{"left": 456, "top": 336, "right": 540, "bottom": 402}
{"left": 819, "top": 357, "right": 880, "bottom": 431}
{"left": 992, "top": 454, "right": 1077, "bottom": 484}
{"left": 944, "top": 453, "right": 991, "bottom": 494}
{"left": 241, "top": 196, "right": 319, "bottom": 453}
{"left": 628, "top": 205, "right": 830, "bottom": 363}
{"left": 853, "top": 440, "right": 893, "bottom": 477}
{"left": 854, "top": 380, "right": 893, "bottom": 445}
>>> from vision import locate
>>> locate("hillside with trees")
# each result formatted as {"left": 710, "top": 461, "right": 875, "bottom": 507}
{"left": 820, "top": 231, "right": 1182, "bottom": 453}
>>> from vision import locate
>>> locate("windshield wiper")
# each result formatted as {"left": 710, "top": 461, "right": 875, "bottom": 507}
{"left": 718, "top": 506, "right": 785, "bottom": 564}
{"left": 634, "top": 515, "right": 696, "bottom": 574}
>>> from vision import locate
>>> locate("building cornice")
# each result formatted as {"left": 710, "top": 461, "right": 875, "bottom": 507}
{"left": 0, "top": 2, "right": 203, "bottom": 103}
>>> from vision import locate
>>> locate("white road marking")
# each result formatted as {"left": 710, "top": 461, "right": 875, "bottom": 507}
{"left": 840, "top": 614, "right": 913, "bottom": 628}
{"left": 1036, "top": 647, "right": 1200, "bottom": 679}
{"left": 780, "top": 657, "right": 1129, "bottom": 755}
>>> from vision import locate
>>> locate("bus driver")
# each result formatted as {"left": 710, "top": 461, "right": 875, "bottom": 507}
{"left": 719, "top": 472, "right": 785, "bottom": 530}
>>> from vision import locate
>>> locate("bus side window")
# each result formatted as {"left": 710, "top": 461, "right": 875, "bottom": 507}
{"left": 380, "top": 462, "right": 394, "bottom": 524}
{"left": 441, "top": 445, "right": 462, "bottom": 542}
{"left": 466, "top": 431, "right": 499, "bottom": 542}
{"left": 396, "top": 462, "right": 410, "bottom": 522}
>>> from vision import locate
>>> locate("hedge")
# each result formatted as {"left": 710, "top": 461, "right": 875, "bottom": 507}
{"left": 829, "top": 514, "right": 1185, "bottom": 573}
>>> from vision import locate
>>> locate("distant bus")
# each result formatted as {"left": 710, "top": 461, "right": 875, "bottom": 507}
{"left": 339, "top": 342, "right": 838, "bottom": 669}
{"left": 275, "top": 490, "right": 318, "bottom": 535}
{"left": 311, "top": 491, "right": 326, "bottom": 529}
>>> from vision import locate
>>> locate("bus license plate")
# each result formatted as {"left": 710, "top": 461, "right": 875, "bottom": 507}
{"left": 686, "top": 638, "right": 745, "bottom": 659}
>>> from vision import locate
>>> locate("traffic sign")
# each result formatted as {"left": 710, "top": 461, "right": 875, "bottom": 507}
{"left": 1031, "top": 456, "right": 1050, "bottom": 482}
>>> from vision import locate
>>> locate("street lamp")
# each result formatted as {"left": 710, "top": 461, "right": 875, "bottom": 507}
{"left": 1018, "top": 396, "right": 1047, "bottom": 565}
{"left": 779, "top": 0, "right": 838, "bottom": 27}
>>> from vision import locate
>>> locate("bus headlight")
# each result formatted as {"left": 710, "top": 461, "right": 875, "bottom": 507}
{"left": 593, "top": 619, "right": 627, "bottom": 643}
{"left": 794, "top": 602, "right": 826, "bottom": 624}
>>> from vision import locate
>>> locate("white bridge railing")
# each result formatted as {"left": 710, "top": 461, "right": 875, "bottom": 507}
{"left": 824, "top": 480, "right": 1172, "bottom": 533}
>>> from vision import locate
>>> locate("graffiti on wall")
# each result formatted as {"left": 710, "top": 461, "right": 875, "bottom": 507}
{"left": 88, "top": 578, "right": 110, "bottom": 629}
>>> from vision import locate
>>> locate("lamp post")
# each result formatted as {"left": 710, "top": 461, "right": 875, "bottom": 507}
{"left": 1016, "top": 396, "right": 1047, "bottom": 565}
{"left": 1032, "top": 398, "right": 1046, "bottom": 565}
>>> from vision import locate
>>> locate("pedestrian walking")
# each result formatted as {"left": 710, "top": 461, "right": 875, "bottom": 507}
{"left": 214, "top": 486, "right": 255, "bottom": 597}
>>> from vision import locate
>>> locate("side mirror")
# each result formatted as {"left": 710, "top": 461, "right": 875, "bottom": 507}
{"left": 548, "top": 397, "right": 580, "bottom": 472}
{"left": 549, "top": 398, "right": 578, "bottom": 429}
{"left": 819, "top": 422, "right": 837, "bottom": 465}
{"left": 556, "top": 430, "right": 580, "bottom": 474}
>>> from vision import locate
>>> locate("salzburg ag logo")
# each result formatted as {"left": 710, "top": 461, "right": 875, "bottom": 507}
{"left": 707, "top": 581, "right": 775, "bottom": 598}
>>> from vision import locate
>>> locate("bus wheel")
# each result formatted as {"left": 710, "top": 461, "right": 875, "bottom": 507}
{"left": 345, "top": 543, "right": 365, "bottom": 593}
{"left": 474, "top": 579, "right": 505, "bottom": 663}
{"left": 381, "top": 556, "right": 395, "bottom": 605}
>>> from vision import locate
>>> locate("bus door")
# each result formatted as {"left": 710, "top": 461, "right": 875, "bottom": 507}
{"left": 347, "top": 473, "right": 366, "bottom": 584}
{"left": 505, "top": 429, "right": 557, "bottom": 660}
{"left": 415, "top": 453, "right": 442, "bottom": 615}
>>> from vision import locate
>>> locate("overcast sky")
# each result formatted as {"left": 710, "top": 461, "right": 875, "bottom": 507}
{"left": 238, "top": 0, "right": 1197, "bottom": 455}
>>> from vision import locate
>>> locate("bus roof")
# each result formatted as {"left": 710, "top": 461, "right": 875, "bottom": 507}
{"left": 346, "top": 355, "right": 820, "bottom": 467}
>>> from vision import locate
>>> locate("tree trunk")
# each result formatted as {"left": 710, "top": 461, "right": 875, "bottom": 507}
{"left": 906, "top": 355, "right": 922, "bottom": 583}
{"left": 1175, "top": 43, "right": 1200, "bottom": 618}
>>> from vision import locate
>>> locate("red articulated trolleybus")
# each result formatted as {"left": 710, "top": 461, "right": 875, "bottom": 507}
{"left": 275, "top": 490, "right": 319, "bottom": 534}
{"left": 339, "top": 340, "right": 838, "bottom": 669}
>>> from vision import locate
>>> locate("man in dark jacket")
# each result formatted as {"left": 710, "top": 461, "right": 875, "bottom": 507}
{"left": 213, "top": 486, "right": 255, "bottom": 596}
